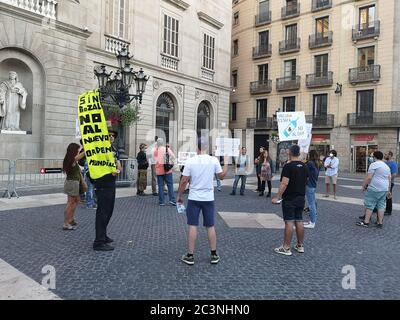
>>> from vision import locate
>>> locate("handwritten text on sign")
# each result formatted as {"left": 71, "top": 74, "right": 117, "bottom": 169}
{"left": 78, "top": 91, "right": 117, "bottom": 180}
{"left": 277, "top": 111, "right": 308, "bottom": 142}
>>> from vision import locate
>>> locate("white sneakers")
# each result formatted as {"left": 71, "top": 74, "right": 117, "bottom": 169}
{"left": 303, "top": 222, "right": 315, "bottom": 229}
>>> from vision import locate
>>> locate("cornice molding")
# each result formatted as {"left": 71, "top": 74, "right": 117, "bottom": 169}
{"left": 197, "top": 11, "right": 224, "bottom": 30}
{"left": 162, "top": 0, "right": 190, "bottom": 11}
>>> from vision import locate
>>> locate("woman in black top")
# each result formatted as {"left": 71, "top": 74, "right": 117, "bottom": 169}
{"left": 136, "top": 143, "right": 149, "bottom": 195}
{"left": 255, "top": 147, "right": 264, "bottom": 192}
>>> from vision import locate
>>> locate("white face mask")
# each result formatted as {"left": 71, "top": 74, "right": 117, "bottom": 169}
{"left": 329, "top": 153, "right": 334, "bottom": 157}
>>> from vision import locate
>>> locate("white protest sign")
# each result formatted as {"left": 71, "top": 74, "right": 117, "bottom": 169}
{"left": 215, "top": 138, "right": 240, "bottom": 157}
{"left": 298, "top": 123, "right": 313, "bottom": 154}
{"left": 277, "top": 111, "right": 308, "bottom": 141}
{"left": 178, "top": 152, "right": 197, "bottom": 165}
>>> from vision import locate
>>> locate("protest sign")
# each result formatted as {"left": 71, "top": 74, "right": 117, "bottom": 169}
{"left": 215, "top": 138, "right": 240, "bottom": 157}
{"left": 178, "top": 152, "right": 197, "bottom": 165}
{"left": 277, "top": 111, "right": 308, "bottom": 141}
{"left": 298, "top": 123, "right": 313, "bottom": 154}
{"left": 78, "top": 90, "right": 117, "bottom": 180}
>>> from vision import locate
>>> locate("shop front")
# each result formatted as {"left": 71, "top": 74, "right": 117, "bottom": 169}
{"left": 310, "top": 134, "right": 331, "bottom": 161}
{"left": 350, "top": 134, "right": 378, "bottom": 173}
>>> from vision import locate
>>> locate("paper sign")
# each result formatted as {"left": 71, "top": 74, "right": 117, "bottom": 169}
{"left": 298, "top": 123, "right": 313, "bottom": 154}
{"left": 78, "top": 90, "right": 117, "bottom": 180}
{"left": 215, "top": 138, "right": 240, "bottom": 157}
{"left": 277, "top": 111, "right": 308, "bottom": 141}
{"left": 178, "top": 152, "right": 197, "bottom": 165}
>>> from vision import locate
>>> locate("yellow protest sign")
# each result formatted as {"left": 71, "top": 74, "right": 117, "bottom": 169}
{"left": 78, "top": 90, "right": 117, "bottom": 180}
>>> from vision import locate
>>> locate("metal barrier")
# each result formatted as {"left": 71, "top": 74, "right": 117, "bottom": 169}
{"left": 0, "top": 159, "right": 12, "bottom": 198}
{"left": 13, "top": 158, "right": 65, "bottom": 197}
{"left": 116, "top": 158, "right": 137, "bottom": 187}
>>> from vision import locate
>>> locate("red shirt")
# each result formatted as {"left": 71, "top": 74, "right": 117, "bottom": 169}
{"left": 154, "top": 146, "right": 175, "bottom": 175}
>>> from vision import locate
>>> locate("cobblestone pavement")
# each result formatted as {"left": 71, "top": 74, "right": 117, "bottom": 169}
{"left": 0, "top": 178, "right": 399, "bottom": 300}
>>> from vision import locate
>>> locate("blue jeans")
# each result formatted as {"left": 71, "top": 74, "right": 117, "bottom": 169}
{"left": 232, "top": 175, "right": 247, "bottom": 194}
{"left": 305, "top": 186, "right": 317, "bottom": 223}
{"left": 157, "top": 174, "right": 176, "bottom": 204}
{"left": 215, "top": 174, "right": 221, "bottom": 190}
{"left": 85, "top": 175, "right": 96, "bottom": 208}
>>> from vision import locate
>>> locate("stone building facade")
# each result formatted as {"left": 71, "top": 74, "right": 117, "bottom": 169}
{"left": 230, "top": 0, "right": 400, "bottom": 172}
{"left": 0, "top": 0, "right": 232, "bottom": 159}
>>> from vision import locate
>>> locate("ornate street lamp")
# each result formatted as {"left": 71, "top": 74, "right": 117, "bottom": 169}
{"left": 94, "top": 46, "right": 150, "bottom": 107}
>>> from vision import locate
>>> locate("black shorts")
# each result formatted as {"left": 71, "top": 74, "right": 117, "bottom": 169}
{"left": 282, "top": 196, "right": 305, "bottom": 222}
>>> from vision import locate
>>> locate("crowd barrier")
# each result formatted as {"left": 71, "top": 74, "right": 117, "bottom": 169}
{"left": 0, "top": 158, "right": 137, "bottom": 199}
{"left": 0, "top": 159, "right": 12, "bottom": 198}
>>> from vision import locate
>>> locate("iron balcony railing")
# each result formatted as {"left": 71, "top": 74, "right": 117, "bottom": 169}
{"left": 250, "top": 80, "right": 272, "bottom": 94}
{"left": 352, "top": 21, "right": 380, "bottom": 41}
{"left": 311, "top": 0, "right": 332, "bottom": 12}
{"left": 279, "top": 38, "right": 301, "bottom": 54}
{"left": 276, "top": 76, "right": 301, "bottom": 91}
{"left": 281, "top": 3, "right": 300, "bottom": 19}
{"left": 252, "top": 44, "right": 272, "bottom": 59}
{"left": 305, "top": 114, "right": 334, "bottom": 128}
{"left": 255, "top": 11, "right": 272, "bottom": 26}
{"left": 347, "top": 112, "right": 400, "bottom": 128}
{"left": 309, "top": 31, "right": 333, "bottom": 49}
{"left": 349, "top": 65, "right": 381, "bottom": 84}
{"left": 247, "top": 117, "right": 277, "bottom": 129}
{"left": 306, "top": 71, "right": 333, "bottom": 88}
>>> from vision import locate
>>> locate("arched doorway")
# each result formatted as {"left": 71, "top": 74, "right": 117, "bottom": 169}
{"left": 196, "top": 101, "right": 211, "bottom": 139}
{"left": 156, "top": 93, "right": 175, "bottom": 143}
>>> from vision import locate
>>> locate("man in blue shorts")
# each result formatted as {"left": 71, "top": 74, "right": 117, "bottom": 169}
{"left": 177, "top": 137, "right": 229, "bottom": 265}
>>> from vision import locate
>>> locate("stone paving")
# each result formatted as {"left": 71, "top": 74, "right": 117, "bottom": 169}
{"left": 0, "top": 176, "right": 399, "bottom": 300}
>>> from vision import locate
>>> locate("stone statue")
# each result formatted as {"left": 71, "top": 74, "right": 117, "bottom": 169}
{"left": 0, "top": 71, "right": 28, "bottom": 131}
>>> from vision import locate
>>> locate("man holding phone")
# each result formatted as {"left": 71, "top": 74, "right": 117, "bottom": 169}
{"left": 272, "top": 145, "right": 309, "bottom": 256}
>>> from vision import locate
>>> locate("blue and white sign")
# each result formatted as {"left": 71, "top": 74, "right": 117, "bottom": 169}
{"left": 277, "top": 111, "right": 308, "bottom": 142}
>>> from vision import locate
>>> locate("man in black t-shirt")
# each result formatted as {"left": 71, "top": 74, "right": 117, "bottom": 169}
{"left": 272, "top": 145, "right": 309, "bottom": 256}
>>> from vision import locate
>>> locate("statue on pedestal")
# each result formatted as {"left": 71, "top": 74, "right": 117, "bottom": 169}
{"left": 0, "top": 71, "right": 28, "bottom": 131}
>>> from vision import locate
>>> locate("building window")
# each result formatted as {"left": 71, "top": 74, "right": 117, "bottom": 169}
{"left": 203, "top": 34, "right": 215, "bottom": 70}
{"left": 283, "top": 96, "right": 296, "bottom": 112}
{"left": 163, "top": 15, "right": 179, "bottom": 57}
{"left": 258, "top": 30, "right": 269, "bottom": 48}
{"left": 315, "top": 54, "right": 328, "bottom": 77}
{"left": 233, "top": 39, "right": 239, "bottom": 56}
{"left": 359, "top": 5, "right": 376, "bottom": 29}
{"left": 233, "top": 12, "right": 239, "bottom": 25}
{"left": 156, "top": 93, "right": 175, "bottom": 143}
{"left": 259, "top": 0, "right": 269, "bottom": 15}
{"left": 118, "top": 0, "right": 125, "bottom": 38}
{"left": 356, "top": 90, "right": 374, "bottom": 116}
{"left": 313, "top": 94, "right": 328, "bottom": 117}
{"left": 232, "top": 70, "right": 238, "bottom": 87}
{"left": 107, "top": 0, "right": 129, "bottom": 39}
{"left": 285, "top": 24, "right": 297, "bottom": 43}
{"left": 258, "top": 64, "right": 268, "bottom": 81}
{"left": 256, "top": 99, "right": 268, "bottom": 119}
{"left": 284, "top": 59, "right": 296, "bottom": 79}
{"left": 358, "top": 46, "right": 375, "bottom": 68}
{"left": 231, "top": 103, "right": 237, "bottom": 121}
{"left": 315, "top": 16, "right": 329, "bottom": 38}
{"left": 197, "top": 101, "right": 211, "bottom": 139}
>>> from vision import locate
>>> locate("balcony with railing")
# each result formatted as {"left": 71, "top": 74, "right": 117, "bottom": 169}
{"left": 201, "top": 68, "right": 215, "bottom": 82}
{"left": 276, "top": 76, "right": 301, "bottom": 91}
{"left": 306, "top": 72, "right": 333, "bottom": 88}
{"left": 311, "top": 0, "right": 332, "bottom": 12}
{"left": 105, "top": 34, "right": 130, "bottom": 54}
{"left": 309, "top": 31, "right": 333, "bottom": 49}
{"left": 247, "top": 117, "right": 276, "bottom": 129}
{"left": 279, "top": 38, "right": 301, "bottom": 54}
{"left": 252, "top": 44, "right": 272, "bottom": 59}
{"left": 352, "top": 21, "right": 380, "bottom": 41}
{"left": 161, "top": 54, "right": 179, "bottom": 72}
{"left": 281, "top": 3, "right": 300, "bottom": 19}
{"left": 305, "top": 114, "right": 334, "bottom": 128}
{"left": 255, "top": 11, "right": 272, "bottom": 26}
{"left": 0, "top": 0, "right": 58, "bottom": 19}
{"left": 347, "top": 112, "right": 400, "bottom": 128}
{"left": 349, "top": 65, "right": 381, "bottom": 84}
{"left": 250, "top": 80, "right": 272, "bottom": 94}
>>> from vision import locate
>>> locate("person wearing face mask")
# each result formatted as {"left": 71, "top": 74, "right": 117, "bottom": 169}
{"left": 136, "top": 143, "right": 149, "bottom": 196}
{"left": 324, "top": 150, "right": 339, "bottom": 199}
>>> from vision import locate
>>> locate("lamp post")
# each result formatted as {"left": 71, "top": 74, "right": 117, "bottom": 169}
{"left": 94, "top": 46, "right": 150, "bottom": 157}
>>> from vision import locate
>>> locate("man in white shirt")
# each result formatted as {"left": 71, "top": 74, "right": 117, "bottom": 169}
{"left": 230, "top": 147, "right": 250, "bottom": 196}
{"left": 177, "top": 137, "right": 229, "bottom": 266}
{"left": 324, "top": 150, "right": 339, "bottom": 199}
